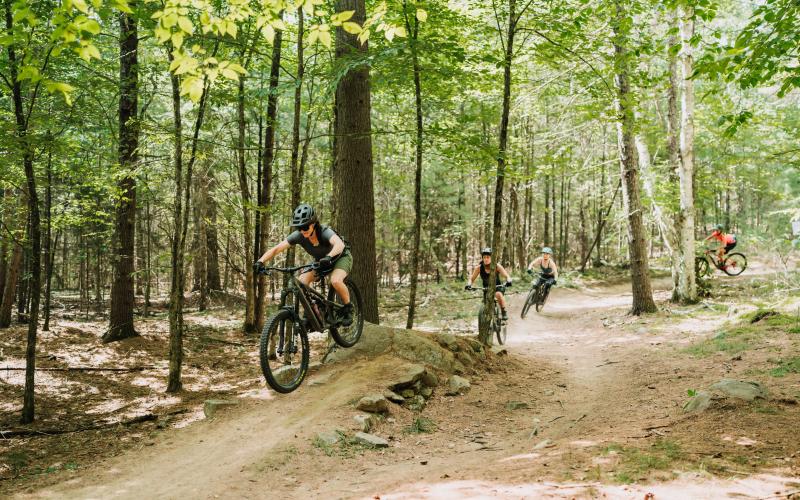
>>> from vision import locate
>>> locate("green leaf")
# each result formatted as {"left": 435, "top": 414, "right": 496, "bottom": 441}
{"left": 178, "top": 16, "right": 194, "bottom": 34}
{"left": 342, "top": 22, "right": 361, "bottom": 34}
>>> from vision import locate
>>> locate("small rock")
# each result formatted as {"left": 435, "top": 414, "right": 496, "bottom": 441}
{"left": 533, "top": 439, "right": 555, "bottom": 450}
{"left": 353, "top": 414, "right": 376, "bottom": 433}
{"left": 383, "top": 390, "right": 405, "bottom": 404}
{"left": 406, "top": 395, "right": 427, "bottom": 411}
{"left": 456, "top": 351, "right": 475, "bottom": 367}
{"left": 401, "top": 389, "right": 416, "bottom": 399}
{"left": 683, "top": 390, "right": 712, "bottom": 413}
{"left": 308, "top": 373, "right": 333, "bottom": 386}
{"left": 543, "top": 389, "right": 554, "bottom": 396}
{"left": 353, "top": 432, "right": 389, "bottom": 448}
{"left": 435, "top": 333, "right": 460, "bottom": 351}
{"left": 491, "top": 345, "right": 508, "bottom": 356}
{"left": 505, "top": 401, "right": 529, "bottom": 410}
{"left": 709, "top": 379, "right": 768, "bottom": 401}
{"left": 315, "top": 430, "right": 343, "bottom": 446}
{"left": 446, "top": 375, "right": 471, "bottom": 396}
{"left": 356, "top": 394, "right": 391, "bottom": 414}
{"left": 421, "top": 371, "right": 439, "bottom": 388}
{"left": 420, "top": 386, "right": 433, "bottom": 399}
{"left": 389, "top": 364, "right": 427, "bottom": 392}
{"left": 203, "top": 399, "right": 238, "bottom": 419}
{"left": 308, "top": 361, "right": 323, "bottom": 372}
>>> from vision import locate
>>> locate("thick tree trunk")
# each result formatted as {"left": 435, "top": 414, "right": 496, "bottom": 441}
{"left": 256, "top": 26, "right": 282, "bottom": 332}
{"left": 405, "top": 1, "right": 423, "bottom": 330}
{"left": 0, "top": 238, "right": 22, "bottom": 328}
{"left": 333, "top": 0, "right": 379, "bottom": 323}
{"left": 612, "top": 0, "right": 656, "bottom": 315}
{"left": 106, "top": 9, "right": 139, "bottom": 342}
{"left": 677, "top": 5, "right": 698, "bottom": 303}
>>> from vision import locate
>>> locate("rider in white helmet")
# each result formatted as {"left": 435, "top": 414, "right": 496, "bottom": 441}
{"left": 527, "top": 247, "right": 558, "bottom": 292}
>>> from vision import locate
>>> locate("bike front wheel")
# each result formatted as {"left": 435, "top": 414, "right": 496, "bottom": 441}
{"left": 328, "top": 277, "right": 364, "bottom": 348}
{"left": 521, "top": 287, "right": 536, "bottom": 319}
{"left": 260, "top": 309, "right": 309, "bottom": 393}
{"left": 535, "top": 286, "right": 550, "bottom": 312}
{"left": 723, "top": 253, "right": 747, "bottom": 276}
{"left": 495, "top": 304, "right": 507, "bottom": 345}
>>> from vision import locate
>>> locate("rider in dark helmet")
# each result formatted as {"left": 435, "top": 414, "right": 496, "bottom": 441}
{"left": 255, "top": 203, "right": 354, "bottom": 326}
{"left": 465, "top": 247, "right": 512, "bottom": 320}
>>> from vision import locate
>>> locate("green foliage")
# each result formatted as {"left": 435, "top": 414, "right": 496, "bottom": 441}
{"left": 404, "top": 417, "right": 437, "bottom": 433}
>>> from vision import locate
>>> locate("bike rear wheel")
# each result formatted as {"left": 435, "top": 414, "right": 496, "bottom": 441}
{"left": 328, "top": 277, "right": 364, "bottom": 348}
{"left": 260, "top": 309, "right": 309, "bottom": 393}
{"left": 695, "top": 256, "right": 710, "bottom": 277}
{"left": 723, "top": 253, "right": 747, "bottom": 276}
{"left": 521, "top": 287, "right": 536, "bottom": 319}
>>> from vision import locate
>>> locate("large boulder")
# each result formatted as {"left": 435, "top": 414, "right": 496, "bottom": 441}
{"left": 388, "top": 364, "right": 427, "bottom": 392}
{"left": 393, "top": 332, "right": 456, "bottom": 372}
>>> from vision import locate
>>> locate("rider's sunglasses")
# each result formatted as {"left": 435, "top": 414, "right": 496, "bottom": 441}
{"left": 298, "top": 222, "right": 314, "bottom": 232}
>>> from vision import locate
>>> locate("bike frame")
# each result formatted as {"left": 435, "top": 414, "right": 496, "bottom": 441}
{"left": 273, "top": 266, "right": 343, "bottom": 333}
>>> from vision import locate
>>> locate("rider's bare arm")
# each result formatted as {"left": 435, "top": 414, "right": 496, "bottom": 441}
{"left": 467, "top": 266, "right": 480, "bottom": 287}
{"left": 550, "top": 260, "right": 559, "bottom": 280}
{"left": 257, "top": 240, "right": 290, "bottom": 263}
{"left": 527, "top": 256, "right": 542, "bottom": 272}
{"left": 497, "top": 264, "right": 511, "bottom": 283}
{"left": 327, "top": 234, "right": 345, "bottom": 258}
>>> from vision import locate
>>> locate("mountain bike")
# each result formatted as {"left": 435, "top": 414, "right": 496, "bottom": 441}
{"left": 695, "top": 248, "right": 747, "bottom": 277}
{"left": 467, "top": 284, "right": 507, "bottom": 345}
{"left": 255, "top": 261, "right": 363, "bottom": 393}
{"left": 521, "top": 274, "right": 554, "bottom": 318}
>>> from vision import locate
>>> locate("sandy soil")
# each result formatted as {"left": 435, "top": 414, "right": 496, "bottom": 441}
{"left": 4, "top": 273, "right": 800, "bottom": 499}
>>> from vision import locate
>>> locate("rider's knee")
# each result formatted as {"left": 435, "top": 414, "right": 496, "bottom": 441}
{"left": 331, "top": 273, "right": 345, "bottom": 286}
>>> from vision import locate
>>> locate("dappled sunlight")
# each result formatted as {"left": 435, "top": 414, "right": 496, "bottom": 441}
{"left": 378, "top": 474, "right": 800, "bottom": 499}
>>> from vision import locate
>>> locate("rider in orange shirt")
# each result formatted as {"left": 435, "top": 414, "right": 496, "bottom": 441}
{"left": 704, "top": 224, "right": 737, "bottom": 263}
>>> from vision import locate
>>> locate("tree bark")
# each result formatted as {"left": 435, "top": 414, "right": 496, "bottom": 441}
{"left": 333, "top": 0, "right": 379, "bottom": 323}
{"left": 677, "top": 4, "right": 698, "bottom": 303}
{"left": 404, "top": 1, "right": 423, "bottom": 330}
{"left": 106, "top": 9, "right": 139, "bottom": 342}
{"left": 256, "top": 25, "right": 282, "bottom": 332}
{"left": 237, "top": 73, "right": 256, "bottom": 333}
{"left": 612, "top": 0, "right": 657, "bottom": 315}
{"left": 481, "top": 0, "right": 516, "bottom": 344}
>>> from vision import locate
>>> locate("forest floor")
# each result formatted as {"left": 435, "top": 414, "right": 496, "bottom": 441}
{"left": 1, "top": 263, "right": 799, "bottom": 498}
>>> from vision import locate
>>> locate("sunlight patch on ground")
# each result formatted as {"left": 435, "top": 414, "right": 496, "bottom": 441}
{"left": 172, "top": 409, "right": 206, "bottom": 429}
{"left": 238, "top": 387, "right": 274, "bottom": 400}
{"left": 378, "top": 474, "right": 799, "bottom": 499}
{"left": 569, "top": 440, "right": 598, "bottom": 448}
{"left": 498, "top": 452, "right": 542, "bottom": 462}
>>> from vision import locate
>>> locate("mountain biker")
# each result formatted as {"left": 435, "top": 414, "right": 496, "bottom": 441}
{"left": 704, "top": 224, "right": 737, "bottom": 263}
{"left": 527, "top": 247, "right": 558, "bottom": 294}
{"left": 465, "top": 247, "right": 512, "bottom": 320}
{"left": 254, "top": 203, "right": 354, "bottom": 326}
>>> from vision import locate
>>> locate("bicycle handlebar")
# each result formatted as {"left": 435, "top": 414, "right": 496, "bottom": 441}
{"left": 466, "top": 284, "right": 507, "bottom": 292}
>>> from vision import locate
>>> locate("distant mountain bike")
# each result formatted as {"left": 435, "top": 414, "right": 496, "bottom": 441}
{"left": 255, "top": 261, "right": 363, "bottom": 393}
{"left": 466, "top": 284, "right": 507, "bottom": 345}
{"left": 521, "top": 274, "right": 554, "bottom": 318}
{"left": 695, "top": 248, "right": 747, "bottom": 278}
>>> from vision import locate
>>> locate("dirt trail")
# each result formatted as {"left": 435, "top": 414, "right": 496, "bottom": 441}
{"left": 20, "top": 280, "right": 799, "bottom": 499}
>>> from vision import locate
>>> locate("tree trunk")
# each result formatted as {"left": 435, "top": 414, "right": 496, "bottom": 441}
{"left": 481, "top": 0, "right": 516, "bottom": 344}
{"left": 405, "top": 1, "right": 423, "bottom": 330}
{"left": 43, "top": 139, "right": 54, "bottom": 331}
{"left": 612, "top": 0, "right": 657, "bottom": 315}
{"left": 237, "top": 73, "right": 256, "bottom": 333}
{"left": 0, "top": 236, "right": 22, "bottom": 328}
{"left": 666, "top": 14, "right": 683, "bottom": 301}
{"left": 256, "top": 24, "right": 282, "bottom": 332}
{"left": 676, "top": 4, "right": 698, "bottom": 303}
{"left": 333, "top": 0, "right": 379, "bottom": 323}
{"left": 106, "top": 9, "right": 139, "bottom": 342}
